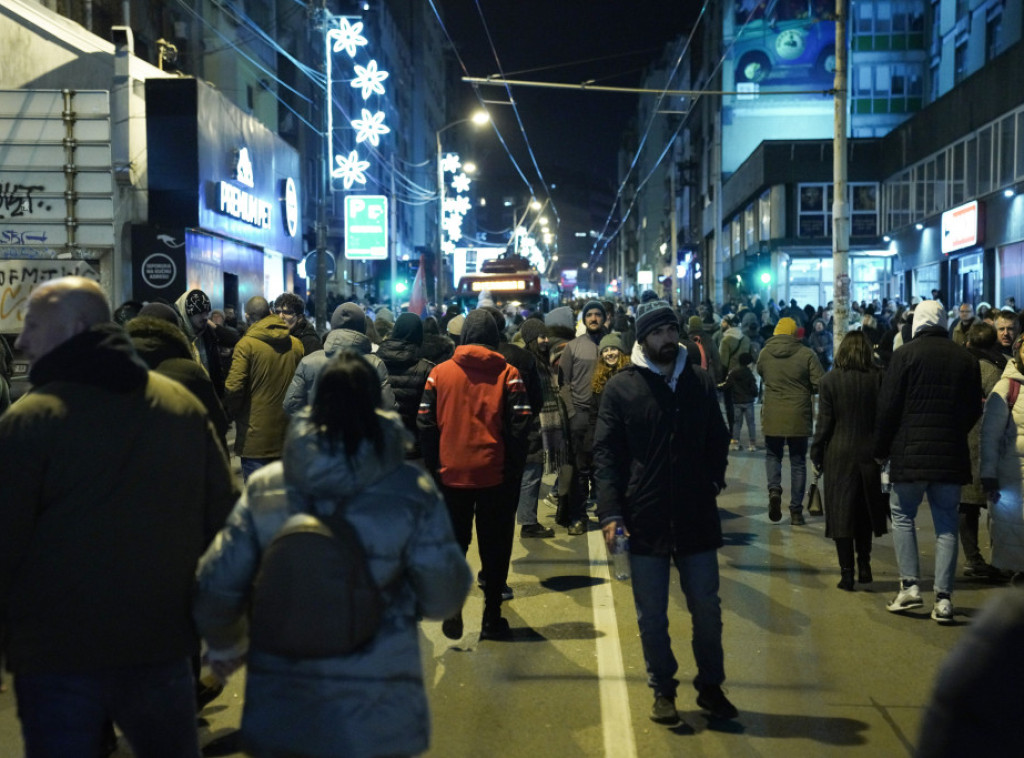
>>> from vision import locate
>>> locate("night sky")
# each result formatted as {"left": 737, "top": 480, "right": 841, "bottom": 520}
{"left": 436, "top": 1, "right": 695, "bottom": 263}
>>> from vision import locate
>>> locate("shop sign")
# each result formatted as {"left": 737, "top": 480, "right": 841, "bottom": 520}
{"left": 941, "top": 200, "right": 981, "bottom": 254}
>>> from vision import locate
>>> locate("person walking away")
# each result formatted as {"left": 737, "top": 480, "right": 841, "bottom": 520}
{"left": 718, "top": 314, "right": 751, "bottom": 436}
{"left": 194, "top": 351, "right": 471, "bottom": 758}
{"left": 376, "top": 313, "right": 435, "bottom": 459}
{"left": 958, "top": 321, "right": 1006, "bottom": 579}
{"left": 417, "top": 310, "right": 532, "bottom": 640}
{"left": 757, "top": 316, "right": 824, "bottom": 525}
{"left": 225, "top": 296, "right": 305, "bottom": 481}
{"left": 593, "top": 300, "right": 736, "bottom": 726}
{"left": 810, "top": 331, "right": 889, "bottom": 590}
{"left": 718, "top": 352, "right": 758, "bottom": 451}
{"left": 979, "top": 333, "right": 1024, "bottom": 582}
{"left": 0, "top": 277, "right": 235, "bottom": 757}
{"left": 558, "top": 300, "right": 608, "bottom": 535}
{"left": 874, "top": 299, "right": 982, "bottom": 623}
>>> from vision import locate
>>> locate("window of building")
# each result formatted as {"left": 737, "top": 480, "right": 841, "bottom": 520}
{"left": 987, "top": 8, "right": 1004, "bottom": 62}
{"left": 759, "top": 191, "right": 771, "bottom": 241}
{"left": 799, "top": 182, "right": 878, "bottom": 238}
{"left": 744, "top": 205, "right": 756, "bottom": 250}
{"left": 954, "top": 38, "right": 968, "bottom": 85}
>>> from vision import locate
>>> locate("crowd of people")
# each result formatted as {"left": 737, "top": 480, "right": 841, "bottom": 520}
{"left": 3, "top": 279, "right": 1024, "bottom": 755}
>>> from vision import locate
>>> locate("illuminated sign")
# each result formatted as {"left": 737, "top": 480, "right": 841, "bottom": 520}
{"left": 637, "top": 270, "right": 654, "bottom": 285}
{"left": 283, "top": 178, "right": 298, "bottom": 237}
{"left": 233, "top": 147, "right": 255, "bottom": 187}
{"left": 217, "top": 180, "right": 272, "bottom": 229}
{"left": 941, "top": 200, "right": 981, "bottom": 254}
{"left": 344, "top": 194, "right": 388, "bottom": 259}
{"left": 471, "top": 279, "right": 527, "bottom": 292}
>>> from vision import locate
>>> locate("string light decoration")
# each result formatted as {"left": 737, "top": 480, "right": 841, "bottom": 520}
{"left": 326, "top": 16, "right": 390, "bottom": 190}
{"left": 440, "top": 152, "right": 473, "bottom": 254}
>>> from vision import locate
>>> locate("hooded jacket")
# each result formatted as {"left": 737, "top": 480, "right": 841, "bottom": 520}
{"left": 593, "top": 346, "right": 729, "bottom": 556}
{"left": 224, "top": 315, "right": 304, "bottom": 457}
{"left": 126, "top": 316, "right": 230, "bottom": 449}
{"left": 979, "top": 360, "right": 1024, "bottom": 571}
{"left": 283, "top": 328, "right": 396, "bottom": 416}
{"left": 417, "top": 311, "right": 532, "bottom": 488}
{"left": 376, "top": 336, "right": 435, "bottom": 457}
{"left": 0, "top": 325, "right": 235, "bottom": 674}
{"left": 756, "top": 333, "right": 824, "bottom": 437}
{"left": 174, "top": 290, "right": 228, "bottom": 396}
{"left": 193, "top": 410, "right": 470, "bottom": 758}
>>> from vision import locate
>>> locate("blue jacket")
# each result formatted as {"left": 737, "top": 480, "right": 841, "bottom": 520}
{"left": 193, "top": 410, "right": 471, "bottom": 758}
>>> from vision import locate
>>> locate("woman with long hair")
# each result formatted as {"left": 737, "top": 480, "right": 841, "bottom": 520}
{"left": 194, "top": 350, "right": 471, "bottom": 758}
{"left": 810, "top": 330, "right": 889, "bottom": 590}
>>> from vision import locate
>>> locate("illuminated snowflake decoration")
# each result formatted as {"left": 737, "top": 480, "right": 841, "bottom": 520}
{"left": 326, "top": 16, "right": 391, "bottom": 194}
{"left": 439, "top": 153, "right": 462, "bottom": 174}
{"left": 440, "top": 151, "right": 475, "bottom": 249}
{"left": 328, "top": 17, "right": 367, "bottom": 58}
{"left": 352, "top": 108, "right": 390, "bottom": 146}
{"left": 351, "top": 60, "right": 388, "bottom": 100}
{"left": 332, "top": 150, "right": 371, "bottom": 189}
{"left": 451, "top": 173, "right": 472, "bottom": 194}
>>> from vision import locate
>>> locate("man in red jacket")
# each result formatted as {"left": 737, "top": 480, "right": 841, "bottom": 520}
{"left": 418, "top": 309, "right": 532, "bottom": 641}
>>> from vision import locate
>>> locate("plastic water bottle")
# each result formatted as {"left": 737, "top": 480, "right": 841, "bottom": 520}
{"left": 610, "top": 527, "right": 630, "bottom": 581}
{"left": 880, "top": 460, "right": 892, "bottom": 493}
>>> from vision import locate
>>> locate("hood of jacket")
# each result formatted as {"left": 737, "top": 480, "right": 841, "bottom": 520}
{"left": 125, "top": 317, "right": 193, "bottom": 368}
{"left": 631, "top": 342, "right": 689, "bottom": 390}
{"left": 912, "top": 299, "right": 947, "bottom": 336}
{"left": 377, "top": 337, "right": 421, "bottom": 369}
{"left": 245, "top": 316, "right": 298, "bottom": 353}
{"left": 723, "top": 325, "right": 744, "bottom": 341}
{"left": 451, "top": 343, "right": 506, "bottom": 372}
{"left": 762, "top": 333, "right": 805, "bottom": 359}
{"left": 29, "top": 323, "right": 149, "bottom": 392}
{"left": 282, "top": 407, "right": 410, "bottom": 501}
{"left": 323, "top": 327, "right": 371, "bottom": 357}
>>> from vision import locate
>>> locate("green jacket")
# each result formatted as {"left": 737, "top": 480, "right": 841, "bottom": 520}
{"left": 224, "top": 316, "right": 304, "bottom": 457}
{"left": 756, "top": 334, "right": 824, "bottom": 437}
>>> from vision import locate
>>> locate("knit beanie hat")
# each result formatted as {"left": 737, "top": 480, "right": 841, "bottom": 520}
{"left": 635, "top": 300, "right": 677, "bottom": 342}
{"left": 447, "top": 314, "right": 465, "bottom": 336}
{"left": 581, "top": 300, "right": 606, "bottom": 320}
{"left": 391, "top": 312, "right": 424, "bottom": 346}
{"left": 519, "top": 318, "right": 548, "bottom": 346}
{"left": 774, "top": 317, "right": 798, "bottom": 336}
{"left": 138, "top": 302, "right": 182, "bottom": 325}
{"left": 331, "top": 302, "right": 366, "bottom": 333}
{"left": 599, "top": 333, "right": 623, "bottom": 353}
{"left": 912, "top": 299, "right": 948, "bottom": 336}
{"left": 461, "top": 309, "right": 499, "bottom": 349}
{"left": 184, "top": 289, "right": 211, "bottom": 317}
{"left": 375, "top": 307, "right": 395, "bottom": 326}
{"left": 545, "top": 306, "right": 574, "bottom": 332}
{"left": 640, "top": 289, "right": 660, "bottom": 303}
{"left": 482, "top": 305, "right": 506, "bottom": 333}
{"left": 687, "top": 315, "right": 704, "bottom": 334}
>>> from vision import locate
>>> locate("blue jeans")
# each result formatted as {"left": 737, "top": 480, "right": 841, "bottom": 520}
{"left": 516, "top": 461, "right": 544, "bottom": 525}
{"left": 889, "top": 481, "right": 960, "bottom": 596}
{"left": 628, "top": 549, "right": 725, "bottom": 698}
{"left": 732, "top": 402, "right": 756, "bottom": 445}
{"left": 765, "top": 435, "right": 807, "bottom": 512}
{"left": 241, "top": 456, "right": 277, "bottom": 482}
{"left": 15, "top": 657, "right": 200, "bottom": 758}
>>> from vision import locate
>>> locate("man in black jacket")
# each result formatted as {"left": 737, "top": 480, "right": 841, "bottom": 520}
{"left": 593, "top": 300, "right": 737, "bottom": 727}
{"left": 874, "top": 299, "right": 983, "bottom": 624}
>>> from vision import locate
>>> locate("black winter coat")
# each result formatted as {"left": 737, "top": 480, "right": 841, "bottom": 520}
{"left": 594, "top": 360, "right": 729, "bottom": 556}
{"left": 290, "top": 317, "right": 323, "bottom": 356}
{"left": 873, "top": 327, "right": 983, "bottom": 484}
{"left": 376, "top": 338, "right": 435, "bottom": 457}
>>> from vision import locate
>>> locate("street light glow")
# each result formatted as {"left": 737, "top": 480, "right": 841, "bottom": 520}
{"left": 471, "top": 110, "right": 490, "bottom": 126}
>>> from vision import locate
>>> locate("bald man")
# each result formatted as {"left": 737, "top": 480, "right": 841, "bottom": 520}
{"left": 0, "top": 277, "right": 235, "bottom": 757}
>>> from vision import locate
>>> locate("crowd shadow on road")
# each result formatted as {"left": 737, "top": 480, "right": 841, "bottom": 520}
{"left": 681, "top": 710, "right": 871, "bottom": 746}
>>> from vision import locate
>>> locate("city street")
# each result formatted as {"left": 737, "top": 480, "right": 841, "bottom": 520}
{"left": 0, "top": 443, "right": 1008, "bottom": 757}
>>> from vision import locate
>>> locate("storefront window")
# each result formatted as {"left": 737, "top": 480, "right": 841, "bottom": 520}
{"left": 913, "top": 262, "right": 940, "bottom": 300}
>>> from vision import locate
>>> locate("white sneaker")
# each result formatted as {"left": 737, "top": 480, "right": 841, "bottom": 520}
{"left": 886, "top": 583, "right": 924, "bottom": 612}
{"left": 747, "top": 445, "right": 757, "bottom": 452}
{"left": 931, "top": 597, "right": 955, "bottom": 624}
{"left": 730, "top": 442, "right": 741, "bottom": 451}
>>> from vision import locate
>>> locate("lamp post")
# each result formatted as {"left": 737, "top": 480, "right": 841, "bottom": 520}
{"left": 436, "top": 110, "right": 489, "bottom": 305}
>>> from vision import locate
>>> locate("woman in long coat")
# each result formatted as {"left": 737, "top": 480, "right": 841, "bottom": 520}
{"left": 810, "top": 331, "right": 889, "bottom": 590}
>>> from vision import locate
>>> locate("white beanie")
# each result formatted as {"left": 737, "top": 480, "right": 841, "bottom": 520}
{"left": 912, "top": 299, "right": 948, "bottom": 337}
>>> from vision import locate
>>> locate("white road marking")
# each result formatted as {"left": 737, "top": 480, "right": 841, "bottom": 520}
{"left": 588, "top": 527, "right": 638, "bottom": 758}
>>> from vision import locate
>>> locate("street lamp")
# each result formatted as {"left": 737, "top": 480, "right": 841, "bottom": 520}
{"left": 437, "top": 110, "right": 489, "bottom": 305}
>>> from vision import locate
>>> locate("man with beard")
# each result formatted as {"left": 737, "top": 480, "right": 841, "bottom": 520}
{"left": 593, "top": 300, "right": 736, "bottom": 726}
{"left": 558, "top": 300, "right": 608, "bottom": 535}
{"left": 174, "top": 289, "right": 229, "bottom": 397}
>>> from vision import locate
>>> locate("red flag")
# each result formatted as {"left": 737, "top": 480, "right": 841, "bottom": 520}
{"left": 409, "top": 255, "right": 428, "bottom": 318}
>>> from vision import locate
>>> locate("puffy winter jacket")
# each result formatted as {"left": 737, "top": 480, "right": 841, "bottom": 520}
{"left": 376, "top": 337, "right": 435, "bottom": 456}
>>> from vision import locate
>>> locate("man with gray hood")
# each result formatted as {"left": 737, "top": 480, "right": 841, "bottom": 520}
{"left": 874, "top": 298, "right": 982, "bottom": 624}
{"left": 594, "top": 300, "right": 736, "bottom": 725}
{"left": 283, "top": 302, "right": 396, "bottom": 416}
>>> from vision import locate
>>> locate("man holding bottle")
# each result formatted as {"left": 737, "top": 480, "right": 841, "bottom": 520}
{"left": 593, "top": 300, "right": 736, "bottom": 726}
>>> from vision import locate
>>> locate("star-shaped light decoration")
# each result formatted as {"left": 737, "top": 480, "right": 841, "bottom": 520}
{"left": 450, "top": 195, "right": 472, "bottom": 217}
{"left": 352, "top": 108, "right": 390, "bottom": 146}
{"left": 351, "top": 60, "right": 388, "bottom": 100}
{"left": 329, "top": 17, "right": 367, "bottom": 58}
{"left": 439, "top": 153, "right": 462, "bottom": 174}
{"left": 442, "top": 213, "right": 464, "bottom": 237}
{"left": 450, "top": 173, "right": 472, "bottom": 194}
{"left": 442, "top": 239, "right": 457, "bottom": 255}
{"left": 332, "top": 150, "right": 371, "bottom": 189}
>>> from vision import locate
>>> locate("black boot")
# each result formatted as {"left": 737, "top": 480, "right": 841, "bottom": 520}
{"left": 837, "top": 569, "right": 855, "bottom": 591}
{"left": 856, "top": 535, "right": 873, "bottom": 584}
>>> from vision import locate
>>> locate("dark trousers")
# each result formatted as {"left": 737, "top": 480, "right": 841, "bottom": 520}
{"left": 564, "top": 412, "right": 593, "bottom": 525}
{"left": 959, "top": 504, "right": 986, "bottom": 566}
{"left": 442, "top": 481, "right": 518, "bottom": 609}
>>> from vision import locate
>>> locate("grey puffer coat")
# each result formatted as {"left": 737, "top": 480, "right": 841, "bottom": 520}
{"left": 979, "top": 360, "right": 1024, "bottom": 572}
{"left": 757, "top": 333, "right": 824, "bottom": 437}
{"left": 193, "top": 410, "right": 471, "bottom": 758}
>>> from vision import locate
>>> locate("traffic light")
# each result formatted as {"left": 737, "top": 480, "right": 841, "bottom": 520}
{"left": 394, "top": 281, "right": 409, "bottom": 295}
{"left": 759, "top": 270, "right": 772, "bottom": 285}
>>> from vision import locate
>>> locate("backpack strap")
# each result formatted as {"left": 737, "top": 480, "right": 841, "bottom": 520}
{"left": 1009, "top": 379, "right": 1022, "bottom": 412}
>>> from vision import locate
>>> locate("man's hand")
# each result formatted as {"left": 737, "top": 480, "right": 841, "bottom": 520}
{"left": 602, "top": 519, "right": 626, "bottom": 552}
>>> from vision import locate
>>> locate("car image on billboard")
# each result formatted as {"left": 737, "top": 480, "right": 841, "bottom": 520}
{"left": 732, "top": 0, "right": 837, "bottom": 87}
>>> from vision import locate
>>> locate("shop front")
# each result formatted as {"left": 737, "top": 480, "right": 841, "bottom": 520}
{"left": 135, "top": 78, "right": 302, "bottom": 311}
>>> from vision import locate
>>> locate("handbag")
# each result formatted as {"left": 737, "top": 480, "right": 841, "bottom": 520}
{"left": 807, "top": 471, "right": 823, "bottom": 515}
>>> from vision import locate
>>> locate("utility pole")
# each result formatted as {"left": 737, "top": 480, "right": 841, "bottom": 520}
{"left": 314, "top": 1, "right": 329, "bottom": 332}
{"left": 832, "top": 0, "right": 850, "bottom": 347}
